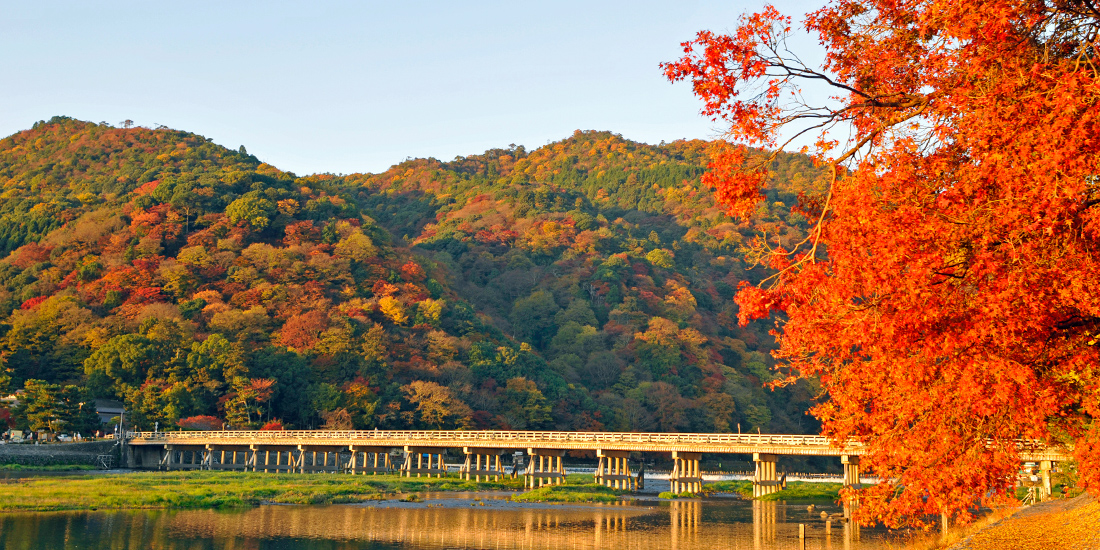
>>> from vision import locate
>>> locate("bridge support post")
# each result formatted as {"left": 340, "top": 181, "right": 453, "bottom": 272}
{"left": 753, "top": 453, "right": 780, "bottom": 498}
{"left": 162, "top": 445, "right": 174, "bottom": 470}
{"left": 162, "top": 445, "right": 208, "bottom": 470}
{"left": 402, "top": 447, "right": 448, "bottom": 478}
{"left": 842, "top": 455, "right": 861, "bottom": 487}
{"left": 1040, "top": 460, "right": 1054, "bottom": 501}
{"left": 526, "top": 448, "right": 566, "bottom": 488}
{"left": 298, "top": 445, "right": 345, "bottom": 474}
{"left": 842, "top": 454, "right": 861, "bottom": 526}
{"left": 461, "top": 448, "right": 505, "bottom": 481}
{"left": 671, "top": 451, "right": 702, "bottom": 494}
{"left": 348, "top": 446, "right": 393, "bottom": 475}
{"left": 595, "top": 450, "right": 635, "bottom": 491}
{"left": 206, "top": 445, "right": 253, "bottom": 471}
{"left": 252, "top": 446, "right": 301, "bottom": 473}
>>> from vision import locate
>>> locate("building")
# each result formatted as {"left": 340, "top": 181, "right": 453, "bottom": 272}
{"left": 94, "top": 399, "right": 125, "bottom": 425}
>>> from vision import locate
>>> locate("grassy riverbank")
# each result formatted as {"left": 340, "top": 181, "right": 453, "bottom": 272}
{"left": 704, "top": 480, "right": 842, "bottom": 501}
{"left": 512, "top": 484, "right": 627, "bottom": 503}
{"left": 0, "top": 471, "right": 527, "bottom": 512}
{"left": 0, "top": 464, "right": 97, "bottom": 471}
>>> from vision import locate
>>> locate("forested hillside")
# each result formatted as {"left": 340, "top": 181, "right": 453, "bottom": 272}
{"left": 0, "top": 117, "right": 825, "bottom": 435}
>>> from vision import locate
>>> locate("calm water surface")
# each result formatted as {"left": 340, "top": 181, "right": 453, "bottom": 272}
{"left": 0, "top": 493, "right": 897, "bottom": 550}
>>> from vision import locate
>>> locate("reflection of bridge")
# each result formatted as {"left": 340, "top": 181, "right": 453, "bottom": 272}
{"left": 156, "top": 499, "right": 876, "bottom": 550}
{"left": 124, "top": 429, "right": 1072, "bottom": 499}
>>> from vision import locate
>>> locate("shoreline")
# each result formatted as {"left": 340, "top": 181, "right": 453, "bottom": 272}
{"left": 942, "top": 494, "right": 1100, "bottom": 550}
{"left": 0, "top": 468, "right": 853, "bottom": 512}
{"left": 0, "top": 470, "right": 677, "bottom": 512}
{"left": 0, "top": 469, "right": 808, "bottom": 513}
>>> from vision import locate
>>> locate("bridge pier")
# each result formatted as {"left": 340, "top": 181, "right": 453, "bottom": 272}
{"left": 162, "top": 444, "right": 208, "bottom": 470}
{"left": 298, "top": 445, "right": 344, "bottom": 473}
{"left": 670, "top": 451, "right": 702, "bottom": 494}
{"left": 594, "top": 449, "right": 636, "bottom": 490}
{"left": 254, "top": 445, "right": 303, "bottom": 473}
{"left": 402, "top": 446, "right": 448, "bottom": 477}
{"left": 1039, "top": 460, "right": 1054, "bottom": 500}
{"left": 842, "top": 454, "right": 861, "bottom": 487}
{"left": 461, "top": 447, "right": 505, "bottom": 481}
{"left": 842, "top": 454, "right": 860, "bottom": 520}
{"left": 128, "top": 444, "right": 162, "bottom": 469}
{"left": 206, "top": 445, "right": 253, "bottom": 471}
{"left": 525, "top": 448, "right": 566, "bottom": 488}
{"left": 753, "top": 453, "right": 781, "bottom": 498}
{"left": 348, "top": 445, "right": 393, "bottom": 474}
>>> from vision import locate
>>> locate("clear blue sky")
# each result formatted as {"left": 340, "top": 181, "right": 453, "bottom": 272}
{"left": 1, "top": 1, "right": 817, "bottom": 175}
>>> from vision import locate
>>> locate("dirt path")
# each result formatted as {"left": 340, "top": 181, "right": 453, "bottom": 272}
{"left": 950, "top": 495, "right": 1100, "bottom": 550}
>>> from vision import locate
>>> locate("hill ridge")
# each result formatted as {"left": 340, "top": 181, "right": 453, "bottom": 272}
{"left": 0, "top": 116, "right": 825, "bottom": 446}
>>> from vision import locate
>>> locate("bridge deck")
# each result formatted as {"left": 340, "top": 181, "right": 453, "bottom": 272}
{"left": 126, "top": 430, "right": 1071, "bottom": 461}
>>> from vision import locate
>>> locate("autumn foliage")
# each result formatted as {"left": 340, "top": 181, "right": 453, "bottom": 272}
{"left": 666, "top": 0, "right": 1100, "bottom": 527}
{"left": 0, "top": 116, "right": 830, "bottom": 446}
{"left": 177, "top": 416, "right": 222, "bottom": 431}
{"left": 260, "top": 420, "right": 285, "bottom": 431}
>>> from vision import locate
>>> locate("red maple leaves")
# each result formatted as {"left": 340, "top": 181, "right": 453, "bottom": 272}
{"left": 667, "top": 0, "right": 1100, "bottom": 527}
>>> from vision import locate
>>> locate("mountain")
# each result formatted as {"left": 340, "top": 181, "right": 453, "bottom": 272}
{"left": 0, "top": 116, "right": 825, "bottom": 435}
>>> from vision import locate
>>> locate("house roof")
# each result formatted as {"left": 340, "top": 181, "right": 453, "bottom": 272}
{"left": 94, "top": 399, "right": 125, "bottom": 413}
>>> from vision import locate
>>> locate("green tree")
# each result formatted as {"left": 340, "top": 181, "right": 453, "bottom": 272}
{"left": 4, "top": 297, "right": 95, "bottom": 384}
{"left": 16, "top": 380, "right": 65, "bottom": 433}
{"left": 184, "top": 334, "right": 245, "bottom": 387}
{"left": 225, "top": 194, "right": 275, "bottom": 229}
{"left": 60, "top": 385, "right": 101, "bottom": 435}
{"left": 497, "top": 377, "right": 552, "bottom": 430}
{"left": 699, "top": 392, "right": 737, "bottom": 433}
{"left": 0, "top": 354, "right": 11, "bottom": 397}
{"left": 402, "top": 380, "right": 472, "bottom": 429}
{"left": 333, "top": 231, "right": 378, "bottom": 262}
{"left": 83, "top": 334, "right": 163, "bottom": 396}
{"left": 646, "top": 248, "right": 675, "bottom": 269}
{"left": 249, "top": 347, "right": 315, "bottom": 428}
{"left": 510, "top": 290, "right": 560, "bottom": 349}
{"left": 555, "top": 300, "right": 598, "bottom": 326}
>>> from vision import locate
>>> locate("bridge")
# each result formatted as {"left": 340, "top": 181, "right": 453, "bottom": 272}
{"left": 124, "top": 429, "right": 1072, "bottom": 499}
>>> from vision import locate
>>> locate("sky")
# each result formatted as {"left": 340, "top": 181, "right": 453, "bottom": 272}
{"left": 1, "top": 1, "right": 821, "bottom": 176}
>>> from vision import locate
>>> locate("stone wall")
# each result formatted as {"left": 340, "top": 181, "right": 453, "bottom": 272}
{"left": 0, "top": 440, "right": 120, "bottom": 467}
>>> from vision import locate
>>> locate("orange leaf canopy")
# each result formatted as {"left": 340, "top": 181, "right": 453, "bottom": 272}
{"left": 666, "top": 0, "right": 1100, "bottom": 527}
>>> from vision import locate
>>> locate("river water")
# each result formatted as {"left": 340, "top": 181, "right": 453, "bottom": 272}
{"left": 0, "top": 492, "right": 901, "bottom": 550}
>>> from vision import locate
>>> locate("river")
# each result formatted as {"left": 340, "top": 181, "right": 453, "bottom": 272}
{"left": 0, "top": 492, "right": 901, "bottom": 550}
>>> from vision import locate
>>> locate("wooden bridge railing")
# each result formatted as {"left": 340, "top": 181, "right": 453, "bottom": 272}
{"left": 127, "top": 429, "right": 840, "bottom": 448}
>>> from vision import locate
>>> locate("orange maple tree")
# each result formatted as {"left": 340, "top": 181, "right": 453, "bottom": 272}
{"left": 665, "top": 1, "right": 1100, "bottom": 527}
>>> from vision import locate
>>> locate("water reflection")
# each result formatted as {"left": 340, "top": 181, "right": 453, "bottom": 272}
{"left": 0, "top": 498, "right": 894, "bottom": 550}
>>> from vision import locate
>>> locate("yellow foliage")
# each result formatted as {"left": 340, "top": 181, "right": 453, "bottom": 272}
{"left": 416, "top": 298, "right": 444, "bottom": 325}
{"left": 378, "top": 296, "right": 408, "bottom": 325}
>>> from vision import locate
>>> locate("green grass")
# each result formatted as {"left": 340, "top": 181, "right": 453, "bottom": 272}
{"left": 0, "top": 463, "right": 98, "bottom": 471}
{"left": 703, "top": 480, "right": 841, "bottom": 501}
{"left": 511, "top": 483, "right": 627, "bottom": 503}
{"left": 562, "top": 473, "right": 597, "bottom": 484}
{"left": 0, "top": 471, "right": 527, "bottom": 512}
{"left": 704, "top": 480, "right": 753, "bottom": 497}
{"left": 657, "top": 491, "right": 698, "bottom": 499}
{"left": 755, "top": 482, "right": 842, "bottom": 501}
